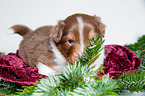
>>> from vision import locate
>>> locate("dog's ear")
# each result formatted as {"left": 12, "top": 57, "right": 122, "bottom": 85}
{"left": 93, "top": 15, "right": 106, "bottom": 37}
{"left": 52, "top": 20, "right": 65, "bottom": 43}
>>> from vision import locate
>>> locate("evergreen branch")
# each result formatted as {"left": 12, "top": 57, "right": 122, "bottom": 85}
{"left": 79, "top": 35, "right": 105, "bottom": 66}
{"left": 68, "top": 76, "right": 118, "bottom": 96}
{"left": 0, "top": 52, "right": 5, "bottom": 55}
{"left": 15, "top": 85, "right": 36, "bottom": 96}
{"left": 34, "top": 75, "right": 62, "bottom": 96}
{"left": 115, "top": 69, "right": 145, "bottom": 94}
{"left": 0, "top": 79, "right": 17, "bottom": 95}
{"left": 125, "top": 35, "right": 145, "bottom": 58}
{"left": 140, "top": 55, "right": 145, "bottom": 70}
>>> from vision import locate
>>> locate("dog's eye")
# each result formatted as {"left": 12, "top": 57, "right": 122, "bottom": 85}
{"left": 68, "top": 39, "right": 73, "bottom": 44}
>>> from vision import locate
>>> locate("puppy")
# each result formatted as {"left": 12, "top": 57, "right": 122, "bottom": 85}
{"left": 9, "top": 13, "right": 105, "bottom": 76}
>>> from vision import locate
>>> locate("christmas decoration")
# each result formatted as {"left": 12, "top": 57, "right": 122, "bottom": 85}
{"left": 0, "top": 51, "right": 45, "bottom": 86}
{"left": 98, "top": 45, "right": 141, "bottom": 79}
{"left": 0, "top": 35, "right": 144, "bottom": 95}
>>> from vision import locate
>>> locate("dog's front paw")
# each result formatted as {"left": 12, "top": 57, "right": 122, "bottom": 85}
{"left": 36, "top": 62, "right": 56, "bottom": 76}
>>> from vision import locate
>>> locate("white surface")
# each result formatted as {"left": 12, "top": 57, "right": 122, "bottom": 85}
{"left": 0, "top": 0, "right": 145, "bottom": 54}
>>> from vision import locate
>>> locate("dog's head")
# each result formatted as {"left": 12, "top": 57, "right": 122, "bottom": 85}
{"left": 52, "top": 14, "right": 106, "bottom": 63}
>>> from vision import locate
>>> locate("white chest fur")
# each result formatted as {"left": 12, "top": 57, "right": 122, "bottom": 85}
{"left": 49, "top": 35, "right": 68, "bottom": 67}
{"left": 36, "top": 35, "right": 68, "bottom": 76}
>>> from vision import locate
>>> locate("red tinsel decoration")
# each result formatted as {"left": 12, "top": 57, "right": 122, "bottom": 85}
{"left": 0, "top": 45, "right": 141, "bottom": 86}
{"left": 97, "top": 45, "right": 141, "bottom": 78}
{"left": 0, "top": 51, "right": 45, "bottom": 86}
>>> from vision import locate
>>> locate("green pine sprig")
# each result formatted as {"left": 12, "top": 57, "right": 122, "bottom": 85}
{"left": 115, "top": 68, "right": 145, "bottom": 94}
{"left": 79, "top": 36, "right": 105, "bottom": 66}
{"left": 125, "top": 35, "right": 145, "bottom": 58}
{"left": 115, "top": 35, "right": 145, "bottom": 94}
{"left": 68, "top": 76, "right": 118, "bottom": 96}
{"left": 0, "top": 52, "right": 5, "bottom": 55}
{"left": 0, "top": 79, "right": 17, "bottom": 95}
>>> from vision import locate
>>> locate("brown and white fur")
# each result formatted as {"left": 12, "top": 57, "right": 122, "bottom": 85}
{"left": 9, "top": 13, "right": 106, "bottom": 76}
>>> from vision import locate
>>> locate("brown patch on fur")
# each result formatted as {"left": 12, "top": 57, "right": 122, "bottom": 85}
{"left": 18, "top": 26, "right": 57, "bottom": 67}
{"left": 11, "top": 25, "right": 32, "bottom": 36}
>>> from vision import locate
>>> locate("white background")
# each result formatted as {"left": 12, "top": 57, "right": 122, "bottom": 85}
{"left": 0, "top": 0, "right": 145, "bottom": 54}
